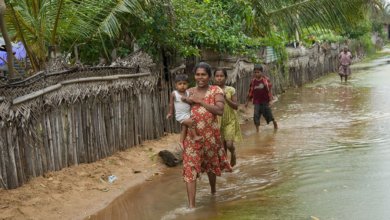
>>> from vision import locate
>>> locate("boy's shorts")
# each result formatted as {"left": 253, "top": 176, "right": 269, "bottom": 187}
{"left": 253, "top": 103, "right": 274, "bottom": 126}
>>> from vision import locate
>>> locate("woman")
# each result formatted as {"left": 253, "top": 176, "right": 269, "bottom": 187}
{"left": 181, "top": 62, "right": 232, "bottom": 208}
{"left": 213, "top": 68, "right": 242, "bottom": 167}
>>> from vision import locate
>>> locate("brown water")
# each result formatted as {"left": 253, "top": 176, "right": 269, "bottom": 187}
{"left": 89, "top": 53, "right": 390, "bottom": 220}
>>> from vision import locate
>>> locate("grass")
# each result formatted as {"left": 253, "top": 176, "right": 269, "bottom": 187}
{"left": 361, "top": 44, "right": 390, "bottom": 62}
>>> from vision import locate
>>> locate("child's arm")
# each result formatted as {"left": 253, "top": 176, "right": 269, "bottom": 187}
{"left": 225, "top": 93, "right": 239, "bottom": 110}
{"left": 166, "top": 92, "right": 175, "bottom": 119}
{"left": 181, "top": 89, "right": 194, "bottom": 104}
{"left": 264, "top": 78, "right": 272, "bottom": 91}
{"left": 245, "top": 96, "right": 251, "bottom": 108}
{"left": 264, "top": 78, "right": 274, "bottom": 103}
{"left": 181, "top": 96, "right": 193, "bottom": 104}
{"left": 245, "top": 81, "right": 253, "bottom": 108}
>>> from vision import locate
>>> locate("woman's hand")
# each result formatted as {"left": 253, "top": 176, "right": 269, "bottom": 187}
{"left": 187, "top": 95, "right": 203, "bottom": 104}
{"left": 224, "top": 92, "right": 231, "bottom": 100}
{"left": 181, "top": 96, "right": 191, "bottom": 104}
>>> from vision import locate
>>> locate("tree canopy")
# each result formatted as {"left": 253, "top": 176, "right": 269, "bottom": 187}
{"left": 1, "top": 0, "right": 388, "bottom": 72}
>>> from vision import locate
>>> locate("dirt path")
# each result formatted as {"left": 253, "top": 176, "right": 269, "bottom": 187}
{"left": 0, "top": 105, "right": 253, "bottom": 220}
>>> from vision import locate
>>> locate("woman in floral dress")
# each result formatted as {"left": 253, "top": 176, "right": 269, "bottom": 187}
{"left": 181, "top": 62, "right": 232, "bottom": 208}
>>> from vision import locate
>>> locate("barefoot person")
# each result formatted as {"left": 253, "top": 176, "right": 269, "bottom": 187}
{"left": 182, "top": 62, "right": 232, "bottom": 208}
{"left": 338, "top": 46, "right": 352, "bottom": 83}
{"left": 245, "top": 64, "right": 278, "bottom": 132}
{"left": 213, "top": 68, "right": 242, "bottom": 167}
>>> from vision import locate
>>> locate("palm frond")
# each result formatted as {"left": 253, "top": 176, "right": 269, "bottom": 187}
{"left": 4, "top": 0, "right": 155, "bottom": 70}
{"left": 249, "top": 0, "right": 377, "bottom": 37}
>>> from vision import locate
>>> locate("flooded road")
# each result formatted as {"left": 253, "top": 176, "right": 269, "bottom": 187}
{"left": 89, "top": 53, "right": 390, "bottom": 220}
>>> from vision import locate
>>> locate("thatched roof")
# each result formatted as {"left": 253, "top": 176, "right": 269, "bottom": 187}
{"left": 226, "top": 59, "right": 254, "bottom": 84}
{"left": 110, "top": 50, "right": 155, "bottom": 73}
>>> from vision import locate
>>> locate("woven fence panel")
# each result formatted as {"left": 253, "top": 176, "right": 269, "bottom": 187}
{"left": 0, "top": 67, "right": 179, "bottom": 189}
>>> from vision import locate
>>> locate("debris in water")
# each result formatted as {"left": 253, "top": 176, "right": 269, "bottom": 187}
{"left": 107, "top": 175, "right": 117, "bottom": 183}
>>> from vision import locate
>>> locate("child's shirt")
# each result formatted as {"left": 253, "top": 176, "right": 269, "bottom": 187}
{"left": 173, "top": 90, "right": 191, "bottom": 122}
{"left": 251, "top": 78, "right": 272, "bottom": 104}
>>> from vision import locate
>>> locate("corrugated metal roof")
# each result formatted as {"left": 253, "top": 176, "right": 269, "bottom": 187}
{"left": 265, "top": 46, "right": 278, "bottom": 63}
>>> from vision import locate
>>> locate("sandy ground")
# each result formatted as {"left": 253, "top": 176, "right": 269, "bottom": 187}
{"left": 0, "top": 134, "right": 183, "bottom": 220}
{"left": 0, "top": 105, "right": 254, "bottom": 220}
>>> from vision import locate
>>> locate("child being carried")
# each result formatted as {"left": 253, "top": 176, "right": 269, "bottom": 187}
{"left": 167, "top": 74, "right": 202, "bottom": 148}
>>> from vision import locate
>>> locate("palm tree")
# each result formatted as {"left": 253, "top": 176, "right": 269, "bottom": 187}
{"left": 5, "top": 0, "right": 152, "bottom": 72}
{"left": 246, "top": 0, "right": 383, "bottom": 37}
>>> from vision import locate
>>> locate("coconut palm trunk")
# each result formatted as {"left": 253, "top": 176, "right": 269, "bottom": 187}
{"left": 0, "top": 0, "right": 14, "bottom": 79}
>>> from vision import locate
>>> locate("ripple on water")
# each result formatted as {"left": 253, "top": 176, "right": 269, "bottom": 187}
{"left": 161, "top": 206, "right": 198, "bottom": 220}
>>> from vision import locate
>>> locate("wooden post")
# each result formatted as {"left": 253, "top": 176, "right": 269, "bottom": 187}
{"left": 6, "top": 126, "right": 19, "bottom": 188}
{"left": 0, "top": 129, "right": 8, "bottom": 189}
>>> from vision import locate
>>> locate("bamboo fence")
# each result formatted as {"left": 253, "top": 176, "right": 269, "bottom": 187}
{"left": 0, "top": 66, "right": 179, "bottom": 189}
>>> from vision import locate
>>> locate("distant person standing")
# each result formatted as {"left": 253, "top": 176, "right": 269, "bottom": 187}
{"left": 338, "top": 47, "right": 352, "bottom": 83}
{"left": 245, "top": 64, "right": 278, "bottom": 132}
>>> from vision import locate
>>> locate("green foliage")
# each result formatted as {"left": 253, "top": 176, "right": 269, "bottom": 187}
{"left": 249, "top": 0, "right": 373, "bottom": 37}
{"left": 131, "top": 0, "right": 265, "bottom": 60}
{"left": 357, "top": 33, "right": 376, "bottom": 54}
{"left": 316, "top": 31, "right": 345, "bottom": 43}
{"left": 133, "top": 0, "right": 386, "bottom": 62}
{"left": 77, "top": 37, "right": 108, "bottom": 65}
{"left": 172, "top": 0, "right": 259, "bottom": 57}
{"left": 340, "top": 19, "right": 372, "bottom": 39}
{"left": 5, "top": 0, "right": 153, "bottom": 70}
{"left": 371, "top": 20, "right": 387, "bottom": 39}
{"left": 4, "top": 0, "right": 387, "bottom": 70}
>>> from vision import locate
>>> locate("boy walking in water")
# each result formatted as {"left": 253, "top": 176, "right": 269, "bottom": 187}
{"left": 245, "top": 64, "right": 278, "bottom": 132}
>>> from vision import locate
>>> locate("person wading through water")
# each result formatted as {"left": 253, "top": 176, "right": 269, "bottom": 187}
{"left": 181, "top": 62, "right": 232, "bottom": 208}
{"left": 245, "top": 64, "right": 278, "bottom": 132}
{"left": 338, "top": 46, "right": 353, "bottom": 83}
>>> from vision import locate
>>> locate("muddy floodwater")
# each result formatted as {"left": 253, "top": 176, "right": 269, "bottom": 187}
{"left": 89, "top": 53, "right": 390, "bottom": 220}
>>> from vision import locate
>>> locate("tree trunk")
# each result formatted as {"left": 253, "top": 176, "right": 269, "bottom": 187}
{"left": 0, "top": 0, "right": 14, "bottom": 79}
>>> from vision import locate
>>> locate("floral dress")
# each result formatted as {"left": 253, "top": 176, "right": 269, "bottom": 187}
{"left": 219, "top": 86, "right": 242, "bottom": 143}
{"left": 182, "top": 85, "right": 232, "bottom": 182}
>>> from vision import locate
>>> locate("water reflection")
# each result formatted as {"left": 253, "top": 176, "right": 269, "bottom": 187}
{"left": 89, "top": 56, "right": 390, "bottom": 220}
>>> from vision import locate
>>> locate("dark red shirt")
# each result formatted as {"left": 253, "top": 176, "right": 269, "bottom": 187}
{"left": 251, "top": 78, "right": 271, "bottom": 104}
